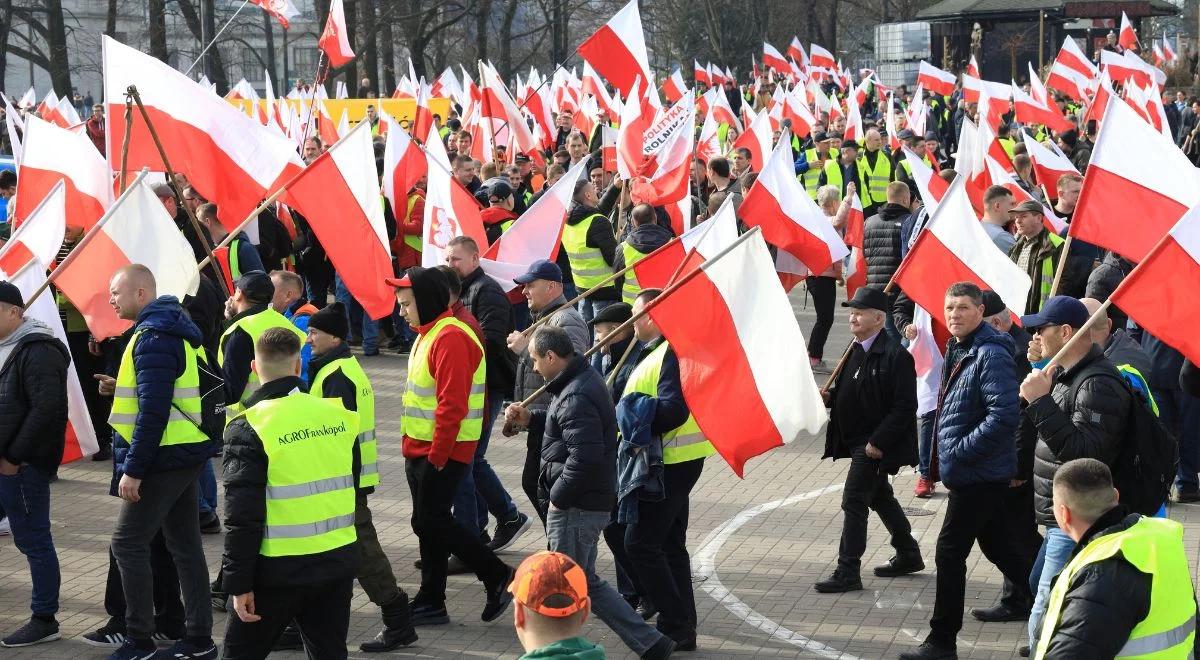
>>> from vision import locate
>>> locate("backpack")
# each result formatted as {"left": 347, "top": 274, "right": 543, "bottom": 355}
{"left": 1067, "top": 363, "right": 1177, "bottom": 516}
{"left": 172, "top": 348, "right": 227, "bottom": 450}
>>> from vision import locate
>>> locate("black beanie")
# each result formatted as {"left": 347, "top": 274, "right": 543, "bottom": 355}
{"left": 308, "top": 301, "right": 350, "bottom": 340}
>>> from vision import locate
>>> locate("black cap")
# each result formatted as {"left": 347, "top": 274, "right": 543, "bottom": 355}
{"left": 1020, "top": 295, "right": 1090, "bottom": 330}
{"left": 0, "top": 281, "right": 24, "bottom": 308}
{"left": 981, "top": 290, "right": 1006, "bottom": 317}
{"left": 235, "top": 271, "right": 274, "bottom": 305}
{"left": 514, "top": 153, "right": 531, "bottom": 164}
{"left": 812, "top": 131, "right": 828, "bottom": 143}
{"left": 308, "top": 301, "right": 350, "bottom": 340}
{"left": 588, "top": 302, "right": 633, "bottom": 327}
{"left": 924, "top": 131, "right": 939, "bottom": 141}
{"left": 841, "top": 286, "right": 890, "bottom": 313}
{"left": 514, "top": 259, "right": 563, "bottom": 284}
{"left": 487, "top": 179, "right": 514, "bottom": 202}
{"left": 841, "top": 139, "right": 859, "bottom": 149}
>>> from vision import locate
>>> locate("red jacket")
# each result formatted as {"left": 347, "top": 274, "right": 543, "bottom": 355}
{"left": 401, "top": 310, "right": 483, "bottom": 467}
{"left": 392, "top": 189, "right": 425, "bottom": 270}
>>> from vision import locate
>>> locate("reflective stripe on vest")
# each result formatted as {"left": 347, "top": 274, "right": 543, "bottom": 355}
{"left": 802, "top": 147, "right": 838, "bottom": 199}
{"left": 109, "top": 330, "right": 209, "bottom": 447}
{"left": 218, "top": 309, "right": 307, "bottom": 421}
{"left": 1035, "top": 232, "right": 1066, "bottom": 311}
{"left": 620, "top": 242, "right": 650, "bottom": 304}
{"left": 621, "top": 341, "right": 716, "bottom": 464}
{"left": 561, "top": 213, "right": 614, "bottom": 288}
{"left": 1035, "top": 517, "right": 1196, "bottom": 659}
{"left": 400, "top": 316, "right": 487, "bottom": 442}
{"left": 213, "top": 238, "right": 244, "bottom": 297}
{"left": 311, "top": 354, "right": 380, "bottom": 488}
{"left": 857, "top": 152, "right": 892, "bottom": 203}
{"left": 241, "top": 394, "right": 359, "bottom": 557}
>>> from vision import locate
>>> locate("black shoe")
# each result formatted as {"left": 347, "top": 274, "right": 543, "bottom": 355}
{"left": 487, "top": 512, "right": 532, "bottom": 552}
{"left": 92, "top": 445, "right": 113, "bottom": 461}
{"left": 446, "top": 556, "right": 472, "bottom": 575}
{"left": 199, "top": 511, "right": 221, "bottom": 535}
{"left": 272, "top": 625, "right": 303, "bottom": 651}
{"left": 360, "top": 594, "right": 418, "bottom": 652}
{"left": 814, "top": 570, "right": 863, "bottom": 593}
{"left": 0, "top": 617, "right": 60, "bottom": 647}
{"left": 636, "top": 601, "right": 658, "bottom": 621}
{"left": 410, "top": 602, "right": 449, "bottom": 626}
{"left": 1018, "top": 644, "right": 1031, "bottom": 657}
{"left": 210, "top": 590, "right": 228, "bottom": 612}
{"left": 668, "top": 632, "right": 697, "bottom": 652}
{"left": 151, "top": 628, "right": 183, "bottom": 644}
{"left": 394, "top": 341, "right": 412, "bottom": 355}
{"left": 479, "top": 529, "right": 492, "bottom": 546}
{"left": 641, "top": 635, "right": 677, "bottom": 659}
{"left": 874, "top": 553, "right": 925, "bottom": 577}
{"left": 482, "top": 565, "right": 516, "bottom": 622}
{"left": 81, "top": 622, "right": 127, "bottom": 648}
{"left": 1176, "top": 487, "right": 1200, "bottom": 503}
{"left": 898, "top": 641, "right": 958, "bottom": 660}
{"left": 970, "top": 602, "right": 1030, "bottom": 623}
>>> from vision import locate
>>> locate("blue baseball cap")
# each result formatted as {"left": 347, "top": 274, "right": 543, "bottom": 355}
{"left": 1020, "top": 296, "right": 1090, "bottom": 330}
{"left": 514, "top": 259, "right": 562, "bottom": 285}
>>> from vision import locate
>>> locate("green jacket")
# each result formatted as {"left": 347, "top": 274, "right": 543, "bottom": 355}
{"left": 519, "top": 637, "right": 607, "bottom": 659}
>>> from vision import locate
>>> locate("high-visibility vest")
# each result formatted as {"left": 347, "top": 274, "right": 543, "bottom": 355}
{"left": 822, "top": 159, "right": 844, "bottom": 195}
{"left": 561, "top": 213, "right": 614, "bottom": 289}
{"left": 620, "top": 242, "right": 649, "bottom": 304}
{"left": 621, "top": 341, "right": 716, "bottom": 464}
{"left": 239, "top": 393, "right": 359, "bottom": 557}
{"left": 400, "top": 316, "right": 487, "bottom": 442}
{"left": 218, "top": 309, "right": 307, "bottom": 422}
{"left": 213, "top": 237, "right": 247, "bottom": 297}
{"left": 857, "top": 151, "right": 892, "bottom": 204}
{"left": 311, "top": 354, "right": 379, "bottom": 489}
{"left": 999, "top": 137, "right": 1016, "bottom": 159}
{"left": 402, "top": 194, "right": 423, "bottom": 252}
{"left": 801, "top": 147, "right": 838, "bottom": 199}
{"left": 1035, "top": 517, "right": 1195, "bottom": 659}
{"left": 1034, "top": 232, "right": 1066, "bottom": 311}
{"left": 109, "top": 329, "right": 209, "bottom": 447}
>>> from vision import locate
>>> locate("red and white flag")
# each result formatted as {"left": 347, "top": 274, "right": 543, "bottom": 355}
{"left": 411, "top": 80, "right": 434, "bottom": 142}
{"left": 420, "top": 122, "right": 486, "bottom": 267}
{"left": 731, "top": 107, "right": 772, "bottom": 172}
{"left": 631, "top": 108, "right": 695, "bottom": 232}
{"left": 771, "top": 88, "right": 815, "bottom": 139}
{"left": 694, "top": 60, "right": 710, "bottom": 86}
{"left": 285, "top": 122, "right": 394, "bottom": 319}
{"left": 633, "top": 194, "right": 737, "bottom": 291}
{"left": 892, "top": 176, "right": 1032, "bottom": 324}
{"left": 703, "top": 86, "right": 742, "bottom": 132}
{"left": 646, "top": 230, "right": 827, "bottom": 476}
{"left": 967, "top": 54, "right": 981, "bottom": 78}
{"left": 577, "top": 0, "right": 651, "bottom": 97}
{"left": 1163, "top": 33, "right": 1177, "bottom": 62}
{"left": 1028, "top": 63, "right": 1050, "bottom": 105}
{"left": 809, "top": 44, "right": 836, "bottom": 70}
{"left": 1012, "top": 84, "right": 1073, "bottom": 133}
{"left": 479, "top": 62, "right": 538, "bottom": 161}
{"left": 18, "top": 87, "right": 36, "bottom": 109}
{"left": 984, "top": 155, "right": 1066, "bottom": 233}
{"left": 762, "top": 42, "right": 791, "bottom": 74}
{"left": 0, "top": 182, "right": 66, "bottom": 276}
{"left": 885, "top": 94, "right": 901, "bottom": 151}
{"left": 904, "top": 147, "right": 949, "bottom": 216}
{"left": 908, "top": 305, "right": 945, "bottom": 417}
{"left": 521, "top": 76, "right": 557, "bottom": 150}
{"left": 842, "top": 192, "right": 867, "bottom": 298}
{"left": 1119, "top": 11, "right": 1139, "bottom": 51}
{"left": 843, "top": 89, "right": 864, "bottom": 142}
{"left": 252, "top": 0, "right": 300, "bottom": 28}
{"left": 787, "top": 38, "right": 808, "bottom": 67}
{"left": 1056, "top": 36, "right": 1099, "bottom": 79}
{"left": 103, "top": 36, "right": 299, "bottom": 232}
{"left": 661, "top": 68, "right": 687, "bottom": 104}
{"left": 12, "top": 115, "right": 113, "bottom": 230}
{"left": 1070, "top": 95, "right": 1200, "bottom": 263}
{"left": 318, "top": 0, "right": 355, "bottom": 68}
{"left": 740, "top": 133, "right": 850, "bottom": 274}
{"left": 918, "top": 61, "right": 957, "bottom": 96}
{"left": 2, "top": 94, "right": 22, "bottom": 164}
{"left": 1046, "top": 60, "right": 1093, "bottom": 102}
{"left": 696, "top": 102, "right": 721, "bottom": 164}
{"left": 55, "top": 173, "right": 201, "bottom": 340}
{"left": 1020, "top": 132, "right": 1079, "bottom": 198}
{"left": 962, "top": 73, "right": 1011, "bottom": 105}
{"left": 1110, "top": 204, "right": 1200, "bottom": 364}
{"left": 380, "top": 112, "right": 426, "bottom": 219}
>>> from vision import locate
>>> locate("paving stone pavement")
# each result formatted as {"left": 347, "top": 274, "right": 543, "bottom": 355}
{"left": 2, "top": 288, "right": 1199, "bottom": 659}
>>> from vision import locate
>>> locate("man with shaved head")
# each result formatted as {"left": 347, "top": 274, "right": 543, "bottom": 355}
{"left": 857, "top": 128, "right": 893, "bottom": 216}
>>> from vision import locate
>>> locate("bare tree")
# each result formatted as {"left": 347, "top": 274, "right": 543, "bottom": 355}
{"left": 7, "top": 1, "right": 74, "bottom": 93}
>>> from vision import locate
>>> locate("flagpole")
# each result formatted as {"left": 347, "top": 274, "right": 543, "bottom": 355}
{"left": 299, "top": 51, "right": 327, "bottom": 149}
{"left": 512, "top": 227, "right": 761, "bottom": 408}
{"left": 126, "top": 85, "right": 231, "bottom": 298}
{"left": 118, "top": 96, "right": 133, "bottom": 194}
{"left": 605, "top": 335, "right": 639, "bottom": 388}
{"left": 820, "top": 340, "right": 855, "bottom": 394}
{"left": 24, "top": 170, "right": 152, "bottom": 308}
{"left": 183, "top": 0, "right": 252, "bottom": 78}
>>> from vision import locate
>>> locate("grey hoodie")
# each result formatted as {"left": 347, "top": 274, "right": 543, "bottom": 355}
{"left": 0, "top": 317, "right": 55, "bottom": 370}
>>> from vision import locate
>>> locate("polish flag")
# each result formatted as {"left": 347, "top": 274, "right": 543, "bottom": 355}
{"left": 787, "top": 38, "right": 808, "bottom": 67}
{"left": 708, "top": 64, "right": 725, "bottom": 87}
{"left": 1028, "top": 63, "right": 1049, "bottom": 105}
{"left": 318, "top": 0, "right": 355, "bottom": 68}
{"left": 1152, "top": 41, "right": 1165, "bottom": 67}
{"left": 411, "top": 81, "right": 434, "bottom": 142}
{"left": 962, "top": 73, "right": 1011, "bottom": 105}
{"left": 705, "top": 86, "right": 742, "bottom": 132}
{"left": 918, "top": 61, "right": 957, "bottom": 96}
{"left": 694, "top": 60, "right": 711, "bottom": 86}
{"left": 740, "top": 132, "right": 850, "bottom": 274}
{"left": 662, "top": 68, "right": 687, "bottom": 104}
{"left": 600, "top": 124, "right": 618, "bottom": 172}
{"left": 1046, "top": 60, "right": 1093, "bottom": 102}
{"left": 1083, "top": 72, "right": 1115, "bottom": 126}
{"left": 317, "top": 101, "right": 340, "bottom": 146}
{"left": 51, "top": 96, "right": 82, "bottom": 129}
{"left": 18, "top": 87, "right": 36, "bottom": 108}
{"left": 984, "top": 154, "right": 1066, "bottom": 233}
{"left": 251, "top": 0, "right": 300, "bottom": 28}
{"left": 380, "top": 112, "right": 426, "bottom": 218}
{"left": 1012, "top": 84, "right": 1073, "bottom": 133}
{"left": 55, "top": 174, "right": 201, "bottom": 340}
{"left": 731, "top": 107, "right": 772, "bottom": 172}
{"left": 3, "top": 94, "right": 23, "bottom": 164}
{"left": 633, "top": 194, "right": 737, "bottom": 290}
{"left": 581, "top": 60, "right": 617, "bottom": 119}
{"left": 885, "top": 94, "right": 901, "bottom": 151}
{"left": 1056, "top": 36, "right": 1099, "bottom": 78}
{"left": 521, "top": 77, "right": 557, "bottom": 150}
{"left": 967, "top": 54, "right": 981, "bottom": 78}
{"left": 0, "top": 182, "right": 66, "bottom": 276}
{"left": 616, "top": 77, "right": 654, "bottom": 180}
{"left": 773, "top": 88, "right": 815, "bottom": 139}
{"left": 420, "top": 122, "right": 487, "bottom": 268}
{"left": 1070, "top": 95, "right": 1200, "bottom": 263}
{"left": 809, "top": 44, "right": 836, "bottom": 70}
{"left": 762, "top": 42, "right": 791, "bottom": 74}
{"left": 843, "top": 90, "right": 864, "bottom": 142}
{"left": 1119, "top": 11, "right": 1139, "bottom": 51}
{"left": 696, "top": 102, "right": 721, "bottom": 164}
{"left": 842, "top": 192, "right": 867, "bottom": 297}
{"left": 430, "top": 67, "right": 462, "bottom": 100}
{"left": 1020, "top": 131, "right": 1079, "bottom": 198}
{"left": 646, "top": 229, "right": 827, "bottom": 476}
{"left": 103, "top": 36, "right": 298, "bottom": 232}
{"left": 630, "top": 104, "right": 695, "bottom": 217}
{"left": 892, "top": 176, "right": 1032, "bottom": 323}
{"left": 577, "top": 0, "right": 651, "bottom": 97}
{"left": 904, "top": 147, "right": 948, "bottom": 216}
{"left": 479, "top": 62, "right": 538, "bottom": 161}
{"left": 285, "top": 122, "right": 393, "bottom": 319}
{"left": 1110, "top": 205, "right": 1200, "bottom": 364}
{"left": 12, "top": 116, "right": 113, "bottom": 231}
{"left": 908, "top": 304, "right": 945, "bottom": 417}
{"left": 1163, "top": 34, "right": 1177, "bottom": 62}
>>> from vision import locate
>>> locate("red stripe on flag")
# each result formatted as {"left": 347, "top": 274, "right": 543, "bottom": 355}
{"left": 577, "top": 25, "right": 644, "bottom": 97}
{"left": 893, "top": 231, "right": 991, "bottom": 332}
{"left": 1070, "top": 165, "right": 1187, "bottom": 263}
{"left": 1110, "top": 238, "right": 1200, "bottom": 364}
{"left": 55, "top": 230, "right": 134, "bottom": 339}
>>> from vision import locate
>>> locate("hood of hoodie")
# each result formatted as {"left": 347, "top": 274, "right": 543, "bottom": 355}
{"left": 480, "top": 206, "right": 519, "bottom": 226}
{"left": 627, "top": 222, "right": 673, "bottom": 253}
{"left": 567, "top": 203, "right": 601, "bottom": 226}
{"left": 407, "top": 267, "right": 452, "bottom": 326}
{"left": 0, "top": 317, "right": 66, "bottom": 371}
{"left": 135, "top": 296, "right": 204, "bottom": 347}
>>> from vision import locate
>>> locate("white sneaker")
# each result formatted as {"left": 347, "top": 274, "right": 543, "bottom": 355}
{"left": 0, "top": 517, "right": 10, "bottom": 536}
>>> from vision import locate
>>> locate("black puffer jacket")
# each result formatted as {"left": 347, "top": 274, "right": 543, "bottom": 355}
{"left": 1028, "top": 346, "right": 1131, "bottom": 526}
{"left": 0, "top": 318, "right": 69, "bottom": 475}
{"left": 532, "top": 356, "right": 618, "bottom": 512}
{"left": 1086, "top": 251, "right": 1135, "bottom": 330}
{"left": 863, "top": 203, "right": 910, "bottom": 287}
{"left": 460, "top": 267, "right": 516, "bottom": 396}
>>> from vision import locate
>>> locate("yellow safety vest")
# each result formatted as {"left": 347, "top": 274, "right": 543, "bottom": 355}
{"left": 311, "top": 354, "right": 379, "bottom": 488}
{"left": 1036, "top": 517, "right": 1196, "bottom": 659}
{"left": 622, "top": 341, "right": 716, "bottom": 464}
{"left": 402, "top": 194, "right": 422, "bottom": 252}
{"left": 239, "top": 393, "right": 359, "bottom": 557}
{"left": 999, "top": 137, "right": 1016, "bottom": 160}
{"left": 400, "top": 316, "right": 487, "bottom": 442}
{"left": 801, "top": 147, "right": 839, "bottom": 199}
{"left": 620, "top": 242, "right": 649, "bottom": 305}
{"left": 561, "top": 213, "right": 614, "bottom": 289}
{"left": 109, "top": 329, "right": 209, "bottom": 447}
{"left": 822, "top": 159, "right": 844, "bottom": 195}
{"left": 857, "top": 151, "right": 892, "bottom": 204}
{"left": 218, "top": 309, "right": 307, "bottom": 422}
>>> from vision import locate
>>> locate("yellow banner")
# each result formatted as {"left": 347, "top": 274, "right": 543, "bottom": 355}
{"left": 230, "top": 97, "right": 453, "bottom": 124}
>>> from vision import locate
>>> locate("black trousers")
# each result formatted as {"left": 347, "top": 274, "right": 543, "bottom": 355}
{"left": 103, "top": 530, "right": 184, "bottom": 633}
{"left": 405, "top": 457, "right": 508, "bottom": 606}
{"left": 929, "top": 482, "right": 1035, "bottom": 646}
{"left": 220, "top": 578, "right": 353, "bottom": 660}
{"left": 66, "top": 331, "right": 113, "bottom": 450}
{"left": 521, "top": 428, "right": 547, "bottom": 525}
{"left": 998, "top": 480, "right": 1042, "bottom": 610}
{"left": 609, "top": 459, "right": 704, "bottom": 640}
{"left": 837, "top": 446, "right": 920, "bottom": 574}
{"left": 806, "top": 276, "right": 836, "bottom": 360}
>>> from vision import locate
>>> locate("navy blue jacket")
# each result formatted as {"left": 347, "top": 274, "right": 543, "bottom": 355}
{"left": 934, "top": 322, "right": 1020, "bottom": 489}
{"left": 113, "top": 296, "right": 214, "bottom": 486}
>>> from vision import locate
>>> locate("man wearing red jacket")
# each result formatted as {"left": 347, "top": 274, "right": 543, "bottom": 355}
{"left": 385, "top": 267, "right": 514, "bottom": 628}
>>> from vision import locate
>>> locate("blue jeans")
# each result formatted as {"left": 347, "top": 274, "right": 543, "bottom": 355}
{"left": 0, "top": 465, "right": 60, "bottom": 616}
{"left": 1027, "top": 527, "right": 1076, "bottom": 648}
{"left": 452, "top": 394, "right": 518, "bottom": 534}
{"left": 197, "top": 459, "right": 217, "bottom": 516}
{"left": 917, "top": 411, "right": 935, "bottom": 479}
{"left": 547, "top": 507, "right": 667, "bottom": 655}
{"left": 1158, "top": 387, "right": 1200, "bottom": 490}
{"left": 335, "top": 275, "right": 379, "bottom": 354}
{"left": 579, "top": 298, "right": 616, "bottom": 324}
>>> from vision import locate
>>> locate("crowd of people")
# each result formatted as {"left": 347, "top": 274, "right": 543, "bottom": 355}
{"left": 0, "top": 55, "right": 1198, "bottom": 660}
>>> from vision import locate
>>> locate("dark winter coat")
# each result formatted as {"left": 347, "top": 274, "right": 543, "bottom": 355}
{"left": 513, "top": 297, "right": 590, "bottom": 412}
{"left": 460, "top": 266, "right": 517, "bottom": 397}
{"left": 0, "top": 319, "right": 69, "bottom": 475}
{"left": 863, "top": 203, "right": 910, "bottom": 287}
{"left": 1086, "top": 251, "right": 1135, "bottom": 329}
{"left": 1027, "top": 346, "right": 1131, "bottom": 526}
{"left": 612, "top": 222, "right": 674, "bottom": 293}
{"left": 532, "top": 356, "right": 618, "bottom": 512}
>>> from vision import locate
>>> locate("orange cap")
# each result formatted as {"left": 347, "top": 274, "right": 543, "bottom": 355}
{"left": 508, "top": 551, "right": 589, "bottom": 617}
